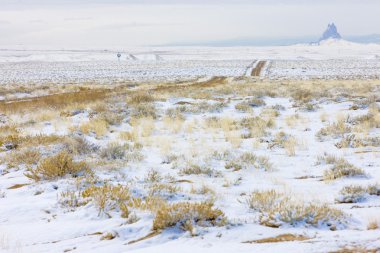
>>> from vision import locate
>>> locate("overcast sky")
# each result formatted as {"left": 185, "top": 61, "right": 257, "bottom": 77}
{"left": 0, "top": 0, "right": 379, "bottom": 48}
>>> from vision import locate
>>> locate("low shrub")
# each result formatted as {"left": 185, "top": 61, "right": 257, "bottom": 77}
{"left": 246, "top": 190, "right": 346, "bottom": 229}
{"left": 25, "top": 152, "right": 89, "bottom": 181}
{"left": 152, "top": 201, "right": 226, "bottom": 232}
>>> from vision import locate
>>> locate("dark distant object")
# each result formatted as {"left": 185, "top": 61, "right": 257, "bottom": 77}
{"left": 117, "top": 52, "right": 121, "bottom": 60}
{"left": 319, "top": 23, "right": 342, "bottom": 42}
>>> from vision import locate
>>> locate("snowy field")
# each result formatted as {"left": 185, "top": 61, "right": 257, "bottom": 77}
{"left": 0, "top": 40, "right": 380, "bottom": 84}
{"left": 0, "top": 42, "right": 380, "bottom": 253}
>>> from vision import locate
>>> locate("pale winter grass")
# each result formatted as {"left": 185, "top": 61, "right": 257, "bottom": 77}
{"left": 80, "top": 119, "right": 109, "bottom": 138}
{"left": 245, "top": 190, "right": 346, "bottom": 229}
{"left": 336, "top": 184, "right": 380, "bottom": 203}
{"left": 25, "top": 152, "right": 90, "bottom": 181}
{"left": 316, "top": 154, "right": 366, "bottom": 181}
{"left": 152, "top": 201, "right": 226, "bottom": 233}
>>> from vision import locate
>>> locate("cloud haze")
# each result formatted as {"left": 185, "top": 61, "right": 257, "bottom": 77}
{"left": 0, "top": 0, "right": 379, "bottom": 47}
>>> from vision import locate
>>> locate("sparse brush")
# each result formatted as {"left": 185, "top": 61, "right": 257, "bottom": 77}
{"left": 268, "top": 132, "right": 297, "bottom": 156}
{"left": 82, "top": 184, "right": 131, "bottom": 216}
{"left": 127, "top": 92, "right": 155, "bottom": 105}
{"left": 80, "top": 119, "right": 109, "bottom": 138}
{"left": 335, "top": 185, "right": 367, "bottom": 203}
{"left": 225, "top": 152, "right": 273, "bottom": 171}
{"left": 100, "top": 111, "right": 124, "bottom": 126}
{"left": 62, "top": 136, "right": 99, "bottom": 155}
{"left": 235, "top": 97, "right": 266, "bottom": 112}
{"left": 335, "top": 134, "right": 380, "bottom": 149}
{"left": 190, "top": 184, "right": 215, "bottom": 195}
{"left": 59, "top": 190, "right": 89, "bottom": 210}
{"left": 317, "top": 153, "right": 366, "bottom": 180}
{"left": 6, "top": 148, "right": 41, "bottom": 167}
{"left": 235, "top": 102, "right": 253, "bottom": 113}
{"left": 0, "top": 89, "right": 108, "bottom": 114}
{"left": 25, "top": 151, "right": 90, "bottom": 181}
{"left": 130, "top": 103, "right": 157, "bottom": 119}
{"left": 179, "top": 101, "right": 226, "bottom": 114}
{"left": 246, "top": 190, "right": 346, "bottom": 229}
{"left": 152, "top": 201, "right": 226, "bottom": 231}
{"left": 165, "top": 107, "right": 185, "bottom": 120}
{"left": 316, "top": 119, "right": 351, "bottom": 140}
{"left": 149, "top": 183, "right": 181, "bottom": 197}
{"left": 323, "top": 160, "right": 365, "bottom": 181}
{"left": 239, "top": 116, "right": 275, "bottom": 138}
{"left": 145, "top": 169, "right": 163, "bottom": 183}
{"left": 366, "top": 184, "right": 380, "bottom": 196}
{"left": 335, "top": 184, "right": 379, "bottom": 204}
{"left": 100, "top": 143, "right": 126, "bottom": 160}
{"left": 180, "top": 164, "right": 218, "bottom": 177}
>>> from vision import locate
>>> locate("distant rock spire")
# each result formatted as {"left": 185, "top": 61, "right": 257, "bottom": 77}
{"left": 319, "top": 23, "right": 342, "bottom": 42}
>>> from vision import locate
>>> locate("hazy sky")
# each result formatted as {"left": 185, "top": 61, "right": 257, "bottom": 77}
{"left": 0, "top": 0, "right": 379, "bottom": 47}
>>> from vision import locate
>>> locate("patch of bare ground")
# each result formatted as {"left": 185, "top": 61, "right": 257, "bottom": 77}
{"left": 251, "top": 61, "right": 267, "bottom": 76}
{"left": 330, "top": 246, "right": 380, "bottom": 253}
{"left": 126, "top": 231, "right": 162, "bottom": 245}
{"left": 243, "top": 233, "right": 311, "bottom": 244}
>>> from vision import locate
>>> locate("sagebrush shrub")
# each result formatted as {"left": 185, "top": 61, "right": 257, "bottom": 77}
{"left": 25, "top": 152, "right": 89, "bottom": 181}
{"left": 246, "top": 190, "right": 346, "bottom": 229}
{"left": 153, "top": 201, "right": 226, "bottom": 231}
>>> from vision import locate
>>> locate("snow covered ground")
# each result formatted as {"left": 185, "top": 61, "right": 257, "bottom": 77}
{"left": 0, "top": 40, "right": 379, "bottom": 84}
{"left": 0, "top": 79, "right": 380, "bottom": 253}
{"left": 0, "top": 41, "right": 380, "bottom": 253}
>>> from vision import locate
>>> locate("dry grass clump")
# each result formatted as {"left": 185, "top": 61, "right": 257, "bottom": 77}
{"left": 165, "top": 107, "right": 185, "bottom": 121}
{"left": 5, "top": 148, "right": 41, "bottom": 167}
{"left": 335, "top": 185, "right": 367, "bottom": 203}
{"left": 323, "top": 161, "right": 365, "bottom": 181}
{"left": 239, "top": 116, "right": 275, "bottom": 138}
{"left": 100, "top": 111, "right": 124, "bottom": 126}
{"left": 245, "top": 190, "right": 345, "bottom": 229}
{"left": 0, "top": 89, "right": 108, "bottom": 114}
{"left": 204, "top": 116, "right": 238, "bottom": 131}
{"left": 152, "top": 201, "right": 226, "bottom": 233}
{"left": 131, "top": 103, "right": 157, "bottom": 119}
{"left": 235, "top": 102, "right": 253, "bottom": 113}
{"left": 80, "top": 119, "right": 109, "bottom": 138}
{"left": 179, "top": 164, "right": 219, "bottom": 177}
{"left": 144, "top": 169, "right": 163, "bottom": 183}
{"left": 225, "top": 152, "right": 273, "bottom": 171}
{"left": 336, "top": 184, "right": 380, "bottom": 203}
{"left": 316, "top": 154, "right": 366, "bottom": 181}
{"left": 285, "top": 114, "right": 307, "bottom": 128}
{"left": 178, "top": 101, "right": 227, "bottom": 114}
{"left": 235, "top": 97, "right": 266, "bottom": 113}
{"left": 149, "top": 183, "right": 181, "bottom": 198}
{"left": 127, "top": 92, "right": 155, "bottom": 105}
{"left": 82, "top": 184, "right": 131, "bottom": 217}
{"left": 100, "top": 143, "right": 126, "bottom": 160}
{"left": 62, "top": 136, "right": 99, "bottom": 155}
{"left": 316, "top": 119, "right": 351, "bottom": 140}
{"left": 352, "top": 104, "right": 380, "bottom": 132}
{"left": 127, "top": 92, "right": 158, "bottom": 119}
{"left": 59, "top": 190, "right": 89, "bottom": 210}
{"left": 367, "top": 184, "right": 380, "bottom": 196}
{"left": 0, "top": 134, "right": 63, "bottom": 151}
{"left": 25, "top": 151, "right": 89, "bottom": 181}
{"left": 268, "top": 132, "right": 297, "bottom": 156}
{"left": 291, "top": 89, "right": 317, "bottom": 104}
{"left": 190, "top": 184, "right": 215, "bottom": 195}
{"left": 335, "top": 134, "right": 380, "bottom": 149}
